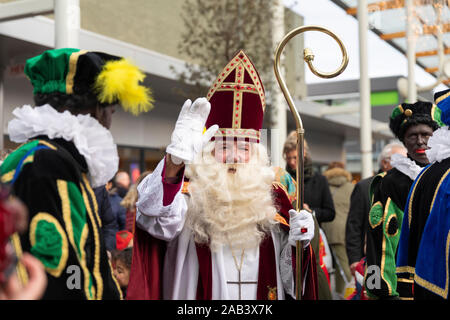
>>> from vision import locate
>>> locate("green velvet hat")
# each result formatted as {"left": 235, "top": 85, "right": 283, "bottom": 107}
{"left": 24, "top": 48, "right": 154, "bottom": 115}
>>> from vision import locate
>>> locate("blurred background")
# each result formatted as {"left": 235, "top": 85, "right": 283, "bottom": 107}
{"left": 1, "top": 0, "right": 448, "bottom": 183}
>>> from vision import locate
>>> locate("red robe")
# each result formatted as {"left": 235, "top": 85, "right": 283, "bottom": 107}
{"left": 126, "top": 183, "right": 318, "bottom": 300}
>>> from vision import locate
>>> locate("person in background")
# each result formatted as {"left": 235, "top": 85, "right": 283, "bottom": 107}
{"left": 109, "top": 172, "right": 129, "bottom": 231}
{"left": 322, "top": 161, "right": 353, "bottom": 297}
{"left": 114, "top": 171, "right": 131, "bottom": 198}
{"left": 365, "top": 101, "right": 442, "bottom": 300}
{"left": 121, "top": 171, "right": 152, "bottom": 234}
{"left": 94, "top": 185, "right": 119, "bottom": 252}
{"left": 111, "top": 248, "right": 132, "bottom": 298}
{"left": 283, "top": 132, "right": 335, "bottom": 224}
{"left": 345, "top": 142, "right": 407, "bottom": 277}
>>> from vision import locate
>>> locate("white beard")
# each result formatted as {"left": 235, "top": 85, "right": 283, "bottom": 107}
{"left": 185, "top": 142, "right": 277, "bottom": 252}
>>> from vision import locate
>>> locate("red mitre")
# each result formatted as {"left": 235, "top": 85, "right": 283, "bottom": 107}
{"left": 205, "top": 50, "right": 265, "bottom": 143}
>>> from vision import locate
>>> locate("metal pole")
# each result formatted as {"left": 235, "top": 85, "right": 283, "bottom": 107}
{"left": 405, "top": 0, "right": 417, "bottom": 103}
{"left": 357, "top": 0, "right": 373, "bottom": 179}
{"left": 271, "top": 0, "right": 286, "bottom": 168}
{"left": 54, "top": 0, "right": 80, "bottom": 48}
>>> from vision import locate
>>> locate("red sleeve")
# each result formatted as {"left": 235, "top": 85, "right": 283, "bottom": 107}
{"left": 161, "top": 156, "right": 185, "bottom": 206}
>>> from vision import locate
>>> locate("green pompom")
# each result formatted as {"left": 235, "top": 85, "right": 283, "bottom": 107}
{"left": 390, "top": 106, "right": 403, "bottom": 120}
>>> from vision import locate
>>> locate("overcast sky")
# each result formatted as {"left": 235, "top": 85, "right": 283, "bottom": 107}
{"left": 283, "top": 0, "right": 447, "bottom": 92}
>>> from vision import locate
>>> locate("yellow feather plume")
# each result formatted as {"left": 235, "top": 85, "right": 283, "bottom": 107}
{"left": 94, "top": 58, "right": 154, "bottom": 115}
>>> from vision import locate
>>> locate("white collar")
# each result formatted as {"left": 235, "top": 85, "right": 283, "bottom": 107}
{"left": 425, "top": 126, "right": 450, "bottom": 164}
{"left": 8, "top": 104, "right": 118, "bottom": 188}
{"left": 390, "top": 153, "right": 423, "bottom": 180}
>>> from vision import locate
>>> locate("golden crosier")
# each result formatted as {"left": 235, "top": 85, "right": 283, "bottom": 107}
{"left": 273, "top": 25, "right": 349, "bottom": 300}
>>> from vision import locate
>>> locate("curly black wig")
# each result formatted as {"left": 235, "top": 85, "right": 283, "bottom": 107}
{"left": 34, "top": 91, "right": 110, "bottom": 114}
{"left": 389, "top": 101, "right": 440, "bottom": 141}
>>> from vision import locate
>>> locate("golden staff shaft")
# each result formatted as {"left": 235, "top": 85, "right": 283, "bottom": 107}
{"left": 273, "top": 25, "right": 348, "bottom": 300}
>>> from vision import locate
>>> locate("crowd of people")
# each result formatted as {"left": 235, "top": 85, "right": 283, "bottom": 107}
{"left": 0, "top": 47, "right": 448, "bottom": 301}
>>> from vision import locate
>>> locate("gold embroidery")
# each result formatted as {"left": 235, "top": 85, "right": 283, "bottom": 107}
{"left": 1, "top": 170, "right": 15, "bottom": 183}
{"left": 274, "top": 213, "right": 289, "bottom": 227}
{"left": 396, "top": 266, "right": 415, "bottom": 275}
{"left": 82, "top": 174, "right": 102, "bottom": 227}
{"left": 272, "top": 181, "right": 290, "bottom": 199}
{"left": 181, "top": 181, "right": 190, "bottom": 194}
{"left": 408, "top": 165, "right": 432, "bottom": 227}
{"left": 267, "top": 286, "right": 277, "bottom": 300}
{"left": 10, "top": 233, "right": 28, "bottom": 285}
{"left": 368, "top": 201, "right": 384, "bottom": 229}
{"left": 384, "top": 207, "right": 399, "bottom": 238}
{"left": 79, "top": 180, "right": 103, "bottom": 300}
{"left": 57, "top": 179, "right": 93, "bottom": 299}
{"left": 429, "top": 169, "right": 450, "bottom": 214}
{"left": 66, "top": 50, "right": 88, "bottom": 94}
{"left": 207, "top": 50, "right": 265, "bottom": 111}
{"left": 22, "top": 155, "right": 34, "bottom": 166}
{"left": 435, "top": 91, "right": 450, "bottom": 104}
{"left": 29, "top": 212, "right": 69, "bottom": 278}
{"left": 215, "top": 128, "right": 260, "bottom": 141}
{"left": 38, "top": 140, "right": 57, "bottom": 150}
{"left": 413, "top": 228, "right": 450, "bottom": 299}
{"left": 431, "top": 104, "right": 438, "bottom": 122}
{"left": 380, "top": 198, "right": 394, "bottom": 295}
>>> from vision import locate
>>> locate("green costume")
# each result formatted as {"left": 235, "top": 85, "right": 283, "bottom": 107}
{"left": 365, "top": 168, "right": 418, "bottom": 299}
{"left": 364, "top": 102, "right": 442, "bottom": 300}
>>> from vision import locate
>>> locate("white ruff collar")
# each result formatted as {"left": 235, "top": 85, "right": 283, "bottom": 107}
{"left": 8, "top": 104, "right": 118, "bottom": 188}
{"left": 425, "top": 126, "right": 450, "bottom": 164}
{"left": 390, "top": 153, "right": 423, "bottom": 180}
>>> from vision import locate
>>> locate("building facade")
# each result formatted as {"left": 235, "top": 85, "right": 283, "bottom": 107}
{"left": 1, "top": 0, "right": 394, "bottom": 181}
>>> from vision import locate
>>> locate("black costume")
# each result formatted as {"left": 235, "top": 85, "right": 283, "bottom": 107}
{"left": 1, "top": 137, "right": 122, "bottom": 299}
{"left": 365, "top": 164, "right": 423, "bottom": 299}
{"left": 0, "top": 48, "right": 153, "bottom": 299}
{"left": 345, "top": 176, "right": 373, "bottom": 266}
{"left": 364, "top": 101, "right": 442, "bottom": 300}
{"left": 396, "top": 89, "right": 450, "bottom": 300}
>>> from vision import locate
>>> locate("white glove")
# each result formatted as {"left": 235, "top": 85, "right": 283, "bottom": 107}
{"left": 288, "top": 209, "right": 315, "bottom": 248}
{"left": 166, "top": 98, "right": 219, "bottom": 165}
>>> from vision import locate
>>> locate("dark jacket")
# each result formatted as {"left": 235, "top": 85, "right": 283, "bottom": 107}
{"left": 345, "top": 176, "right": 373, "bottom": 265}
{"left": 322, "top": 168, "right": 354, "bottom": 245}
{"left": 304, "top": 172, "right": 336, "bottom": 224}
{"left": 94, "top": 185, "right": 118, "bottom": 251}
{"left": 109, "top": 192, "right": 127, "bottom": 231}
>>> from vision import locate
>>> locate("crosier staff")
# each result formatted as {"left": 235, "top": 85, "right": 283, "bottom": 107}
{"left": 273, "top": 25, "right": 349, "bottom": 300}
